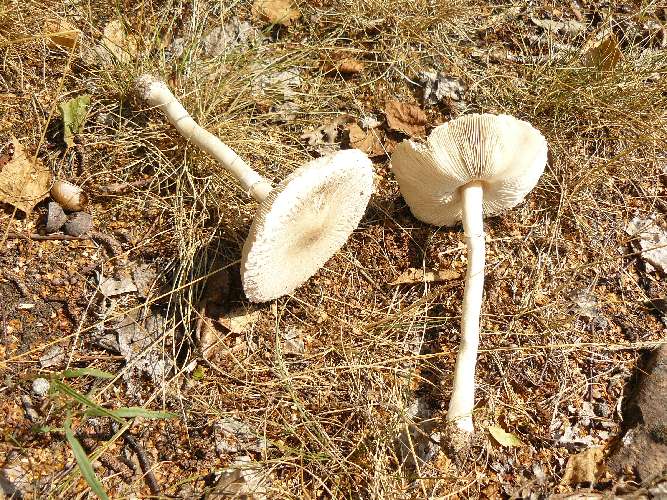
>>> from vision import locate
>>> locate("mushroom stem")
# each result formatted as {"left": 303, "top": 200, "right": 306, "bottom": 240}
{"left": 447, "top": 181, "right": 485, "bottom": 433}
{"left": 136, "top": 75, "right": 273, "bottom": 202}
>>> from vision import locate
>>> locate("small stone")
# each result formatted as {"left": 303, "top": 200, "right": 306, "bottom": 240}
{"left": 46, "top": 202, "right": 67, "bottom": 233}
{"left": 64, "top": 212, "right": 93, "bottom": 236}
{"left": 32, "top": 377, "right": 50, "bottom": 396}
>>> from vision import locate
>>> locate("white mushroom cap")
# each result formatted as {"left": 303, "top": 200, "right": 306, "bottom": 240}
{"left": 241, "top": 149, "right": 373, "bottom": 302}
{"left": 391, "top": 114, "right": 548, "bottom": 226}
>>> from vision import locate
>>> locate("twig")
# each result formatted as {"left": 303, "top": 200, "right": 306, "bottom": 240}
{"left": 5, "top": 231, "right": 88, "bottom": 241}
{"left": 89, "top": 231, "right": 123, "bottom": 257}
{"left": 123, "top": 432, "right": 161, "bottom": 496}
{"left": 5, "top": 230, "right": 122, "bottom": 256}
{"left": 97, "top": 178, "right": 152, "bottom": 195}
{"left": 1, "top": 268, "right": 31, "bottom": 296}
{"left": 80, "top": 437, "right": 134, "bottom": 483}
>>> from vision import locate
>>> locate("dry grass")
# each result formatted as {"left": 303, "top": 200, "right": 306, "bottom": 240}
{"left": 1, "top": 0, "right": 666, "bottom": 498}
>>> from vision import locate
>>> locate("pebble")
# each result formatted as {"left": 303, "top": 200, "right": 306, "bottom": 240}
{"left": 64, "top": 212, "right": 93, "bottom": 236}
{"left": 46, "top": 202, "right": 67, "bottom": 233}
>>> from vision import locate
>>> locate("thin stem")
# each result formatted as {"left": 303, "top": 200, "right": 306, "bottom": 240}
{"left": 136, "top": 75, "right": 273, "bottom": 202}
{"left": 447, "top": 181, "right": 485, "bottom": 433}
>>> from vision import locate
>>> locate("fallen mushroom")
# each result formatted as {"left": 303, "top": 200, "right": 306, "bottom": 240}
{"left": 136, "top": 75, "right": 373, "bottom": 302}
{"left": 391, "top": 113, "right": 547, "bottom": 445}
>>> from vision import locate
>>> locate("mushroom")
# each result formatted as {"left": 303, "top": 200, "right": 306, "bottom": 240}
{"left": 136, "top": 75, "right": 373, "bottom": 302}
{"left": 391, "top": 113, "right": 547, "bottom": 440}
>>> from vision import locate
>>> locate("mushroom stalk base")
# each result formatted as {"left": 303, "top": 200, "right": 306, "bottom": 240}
{"left": 447, "top": 181, "right": 485, "bottom": 434}
{"left": 137, "top": 75, "right": 273, "bottom": 202}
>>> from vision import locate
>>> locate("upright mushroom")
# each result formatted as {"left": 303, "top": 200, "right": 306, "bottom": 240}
{"left": 136, "top": 75, "right": 373, "bottom": 302}
{"left": 391, "top": 113, "right": 547, "bottom": 441}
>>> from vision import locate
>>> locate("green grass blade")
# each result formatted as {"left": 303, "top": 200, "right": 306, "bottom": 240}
{"left": 51, "top": 381, "right": 124, "bottom": 424}
{"left": 58, "top": 368, "right": 115, "bottom": 379}
{"left": 64, "top": 418, "right": 110, "bottom": 500}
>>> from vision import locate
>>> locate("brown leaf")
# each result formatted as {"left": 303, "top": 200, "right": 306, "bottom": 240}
{"left": 99, "top": 20, "right": 138, "bottom": 64}
{"left": 389, "top": 268, "right": 460, "bottom": 285}
{"left": 561, "top": 447, "right": 607, "bottom": 485}
{"left": 0, "top": 137, "right": 51, "bottom": 214}
{"left": 581, "top": 31, "right": 622, "bottom": 72}
{"left": 252, "top": 0, "right": 301, "bottom": 26}
{"left": 385, "top": 100, "right": 427, "bottom": 137}
{"left": 347, "top": 123, "right": 385, "bottom": 157}
{"left": 43, "top": 18, "right": 80, "bottom": 49}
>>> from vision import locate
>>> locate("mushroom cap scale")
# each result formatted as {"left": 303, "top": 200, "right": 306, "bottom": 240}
{"left": 391, "top": 113, "right": 548, "bottom": 227}
{"left": 241, "top": 149, "right": 373, "bottom": 303}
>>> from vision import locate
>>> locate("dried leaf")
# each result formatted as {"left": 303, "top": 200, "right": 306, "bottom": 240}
{"left": 488, "top": 425, "right": 525, "bottom": 447}
{"left": 300, "top": 115, "right": 354, "bottom": 155}
{"left": 131, "top": 263, "right": 159, "bottom": 299}
{"left": 626, "top": 216, "right": 667, "bottom": 273}
{"left": 561, "top": 447, "right": 606, "bottom": 485}
{"left": 99, "top": 275, "right": 137, "bottom": 297}
{"left": 0, "top": 137, "right": 51, "bottom": 214}
{"left": 389, "top": 268, "right": 460, "bottom": 285}
{"left": 211, "top": 456, "right": 271, "bottom": 498}
{"left": 252, "top": 0, "right": 301, "bottom": 27}
{"left": 581, "top": 32, "right": 622, "bottom": 72}
{"left": 214, "top": 417, "right": 267, "bottom": 454}
{"left": 203, "top": 18, "right": 257, "bottom": 58}
{"left": 218, "top": 308, "right": 261, "bottom": 334}
{"left": 418, "top": 71, "right": 465, "bottom": 104}
{"left": 531, "top": 16, "right": 585, "bottom": 36}
{"left": 115, "top": 309, "right": 173, "bottom": 387}
{"left": 59, "top": 94, "right": 90, "bottom": 148}
{"left": 99, "top": 20, "right": 138, "bottom": 64}
{"left": 347, "top": 123, "right": 385, "bottom": 157}
{"left": 43, "top": 18, "right": 80, "bottom": 49}
{"left": 385, "top": 100, "right": 427, "bottom": 137}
